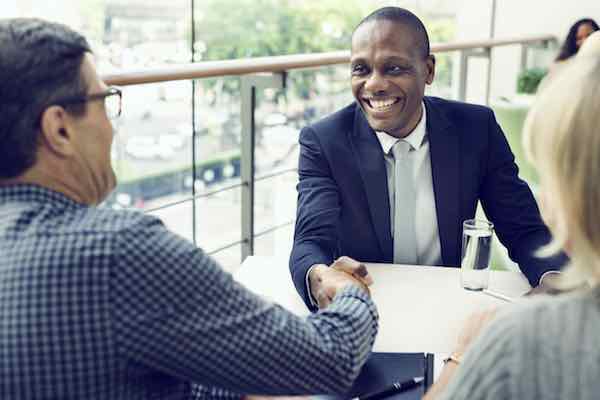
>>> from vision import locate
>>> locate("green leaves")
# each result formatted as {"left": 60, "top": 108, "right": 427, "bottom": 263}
{"left": 517, "top": 68, "right": 548, "bottom": 94}
{"left": 194, "top": 1, "right": 455, "bottom": 98}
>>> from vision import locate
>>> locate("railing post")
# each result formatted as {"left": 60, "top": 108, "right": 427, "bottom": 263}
{"left": 457, "top": 50, "right": 469, "bottom": 102}
{"left": 544, "top": 38, "right": 559, "bottom": 49}
{"left": 520, "top": 44, "right": 529, "bottom": 73}
{"left": 486, "top": 0, "right": 497, "bottom": 106}
{"left": 521, "top": 37, "right": 559, "bottom": 75}
{"left": 457, "top": 49, "right": 490, "bottom": 103}
{"left": 240, "top": 73, "right": 285, "bottom": 262}
{"left": 483, "top": 47, "right": 492, "bottom": 106}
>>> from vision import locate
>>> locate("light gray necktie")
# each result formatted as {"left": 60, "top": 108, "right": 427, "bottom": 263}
{"left": 391, "top": 140, "right": 417, "bottom": 264}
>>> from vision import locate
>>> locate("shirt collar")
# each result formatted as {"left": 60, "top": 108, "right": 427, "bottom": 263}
{"left": 0, "top": 183, "right": 84, "bottom": 209}
{"left": 375, "top": 102, "right": 427, "bottom": 155}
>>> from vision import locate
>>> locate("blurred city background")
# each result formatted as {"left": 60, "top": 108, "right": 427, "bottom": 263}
{"left": 4, "top": 0, "right": 600, "bottom": 271}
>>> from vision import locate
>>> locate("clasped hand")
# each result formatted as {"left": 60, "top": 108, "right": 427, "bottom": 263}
{"left": 308, "top": 256, "right": 374, "bottom": 308}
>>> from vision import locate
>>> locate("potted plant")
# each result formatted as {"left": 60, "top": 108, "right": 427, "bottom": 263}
{"left": 516, "top": 67, "right": 548, "bottom": 94}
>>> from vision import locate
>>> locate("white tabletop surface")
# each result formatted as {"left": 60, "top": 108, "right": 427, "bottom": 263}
{"left": 234, "top": 256, "right": 531, "bottom": 354}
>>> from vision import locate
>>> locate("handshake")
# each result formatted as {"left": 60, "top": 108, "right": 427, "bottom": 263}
{"left": 308, "top": 256, "right": 374, "bottom": 308}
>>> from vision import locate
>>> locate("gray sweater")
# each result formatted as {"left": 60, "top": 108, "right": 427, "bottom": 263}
{"left": 439, "top": 288, "right": 600, "bottom": 400}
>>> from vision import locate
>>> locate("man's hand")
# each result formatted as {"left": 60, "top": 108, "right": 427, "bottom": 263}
{"left": 309, "top": 256, "right": 373, "bottom": 308}
{"left": 525, "top": 271, "right": 564, "bottom": 296}
{"left": 526, "top": 272, "right": 588, "bottom": 297}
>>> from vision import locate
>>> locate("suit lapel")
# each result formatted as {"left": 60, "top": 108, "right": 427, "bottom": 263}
{"left": 349, "top": 105, "right": 393, "bottom": 262}
{"left": 425, "top": 98, "right": 461, "bottom": 265}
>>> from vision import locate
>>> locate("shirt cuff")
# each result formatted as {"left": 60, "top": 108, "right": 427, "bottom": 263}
{"left": 190, "top": 385, "right": 243, "bottom": 400}
{"left": 305, "top": 265, "right": 318, "bottom": 308}
{"left": 540, "top": 270, "right": 561, "bottom": 286}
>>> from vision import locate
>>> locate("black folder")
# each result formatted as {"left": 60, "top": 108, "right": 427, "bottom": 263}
{"left": 314, "top": 352, "right": 434, "bottom": 400}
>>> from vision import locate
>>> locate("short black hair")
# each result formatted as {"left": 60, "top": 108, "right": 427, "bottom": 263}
{"left": 556, "top": 18, "right": 600, "bottom": 61}
{"left": 353, "top": 7, "right": 430, "bottom": 59}
{"left": 0, "top": 18, "right": 92, "bottom": 179}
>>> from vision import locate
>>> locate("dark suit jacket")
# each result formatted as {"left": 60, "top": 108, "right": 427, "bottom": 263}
{"left": 290, "top": 96, "right": 566, "bottom": 308}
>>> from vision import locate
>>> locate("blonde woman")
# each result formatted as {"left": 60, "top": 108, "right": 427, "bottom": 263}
{"left": 424, "top": 56, "right": 600, "bottom": 399}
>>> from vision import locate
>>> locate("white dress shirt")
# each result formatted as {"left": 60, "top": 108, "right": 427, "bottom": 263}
{"left": 306, "top": 103, "right": 552, "bottom": 305}
{"left": 375, "top": 103, "right": 442, "bottom": 266}
{"left": 307, "top": 103, "right": 443, "bottom": 307}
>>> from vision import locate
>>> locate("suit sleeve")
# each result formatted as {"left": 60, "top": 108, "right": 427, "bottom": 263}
{"left": 479, "top": 110, "right": 567, "bottom": 286}
{"left": 290, "top": 126, "right": 342, "bottom": 309}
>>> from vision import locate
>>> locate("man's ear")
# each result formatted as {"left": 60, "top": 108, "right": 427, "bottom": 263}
{"left": 39, "top": 105, "right": 76, "bottom": 157}
{"left": 425, "top": 54, "right": 436, "bottom": 85}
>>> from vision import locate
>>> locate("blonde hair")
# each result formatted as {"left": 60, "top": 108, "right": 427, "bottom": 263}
{"left": 523, "top": 56, "right": 600, "bottom": 287}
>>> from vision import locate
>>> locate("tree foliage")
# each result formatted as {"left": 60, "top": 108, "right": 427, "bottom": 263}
{"left": 195, "top": 0, "right": 455, "bottom": 97}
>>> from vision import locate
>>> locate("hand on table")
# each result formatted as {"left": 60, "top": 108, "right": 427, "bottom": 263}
{"left": 524, "top": 271, "right": 576, "bottom": 297}
{"left": 309, "top": 256, "right": 373, "bottom": 308}
{"left": 525, "top": 284, "right": 562, "bottom": 297}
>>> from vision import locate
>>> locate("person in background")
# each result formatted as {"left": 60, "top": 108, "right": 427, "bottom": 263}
{"left": 555, "top": 18, "right": 599, "bottom": 62}
{"left": 423, "top": 44, "right": 600, "bottom": 400}
{"left": 0, "top": 18, "right": 378, "bottom": 400}
{"left": 539, "top": 27, "right": 600, "bottom": 93}
{"left": 539, "top": 18, "right": 599, "bottom": 92}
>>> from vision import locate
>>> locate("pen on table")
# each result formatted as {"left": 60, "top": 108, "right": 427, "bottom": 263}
{"left": 482, "top": 289, "right": 514, "bottom": 303}
{"left": 351, "top": 377, "right": 424, "bottom": 400}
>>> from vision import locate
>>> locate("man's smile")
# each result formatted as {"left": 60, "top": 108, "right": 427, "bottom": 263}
{"left": 362, "top": 96, "right": 402, "bottom": 115}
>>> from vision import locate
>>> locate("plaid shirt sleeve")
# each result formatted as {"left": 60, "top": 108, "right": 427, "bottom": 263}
{"left": 110, "top": 215, "right": 378, "bottom": 399}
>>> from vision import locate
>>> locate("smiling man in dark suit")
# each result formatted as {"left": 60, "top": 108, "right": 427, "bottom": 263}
{"left": 289, "top": 7, "right": 566, "bottom": 310}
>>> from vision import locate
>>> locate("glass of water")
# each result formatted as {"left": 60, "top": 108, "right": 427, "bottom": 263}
{"left": 460, "top": 219, "right": 494, "bottom": 290}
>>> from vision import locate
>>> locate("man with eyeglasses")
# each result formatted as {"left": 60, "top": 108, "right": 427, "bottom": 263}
{"left": 0, "top": 18, "right": 378, "bottom": 400}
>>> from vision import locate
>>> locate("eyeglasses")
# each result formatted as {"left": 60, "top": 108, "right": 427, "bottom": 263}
{"left": 55, "top": 87, "right": 122, "bottom": 119}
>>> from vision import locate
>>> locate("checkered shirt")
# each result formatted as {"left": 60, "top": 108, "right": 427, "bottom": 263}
{"left": 0, "top": 184, "right": 378, "bottom": 400}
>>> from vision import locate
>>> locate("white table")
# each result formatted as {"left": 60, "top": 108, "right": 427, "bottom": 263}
{"left": 234, "top": 256, "right": 531, "bottom": 355}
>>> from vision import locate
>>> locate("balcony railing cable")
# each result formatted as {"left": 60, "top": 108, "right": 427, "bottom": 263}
{"left": 103, "top": 34, "right": 556, "bottom": 261}
{"left": 142, "top": 167, "right": 298, "bottom": 215}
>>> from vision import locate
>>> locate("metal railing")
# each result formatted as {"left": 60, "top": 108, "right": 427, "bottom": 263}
{"left": 103, "top": 35, "right": 555, "bottom": 86}
{"left": 103, "top": 34, "right": 557, "bottom": 262}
